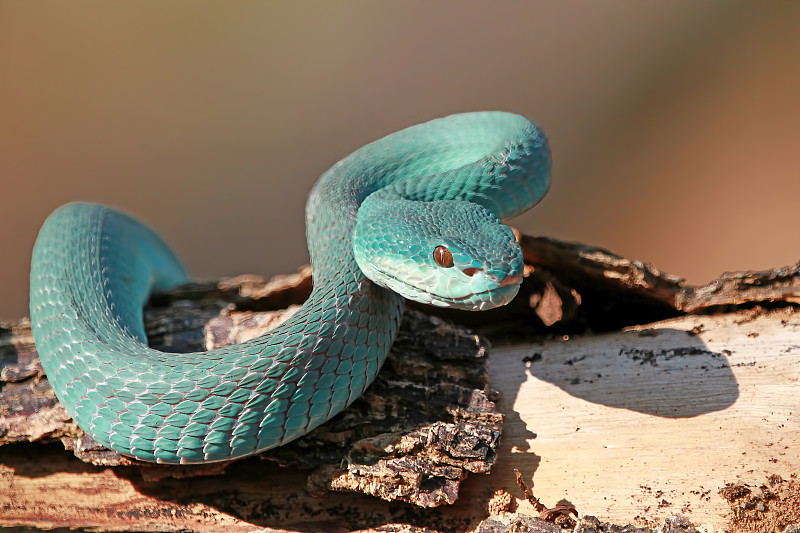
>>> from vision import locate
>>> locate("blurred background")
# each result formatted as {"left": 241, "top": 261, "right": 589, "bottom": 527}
{"left": 2, "top": 1, "right": 799, "bottom": 320}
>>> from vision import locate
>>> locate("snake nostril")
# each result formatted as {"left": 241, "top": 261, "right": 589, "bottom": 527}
{"left": 461, "top": 267, "right": 481, "bottom": 277}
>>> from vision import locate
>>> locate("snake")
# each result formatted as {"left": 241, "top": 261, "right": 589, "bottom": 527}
{"left": 29, "top": 111, "right": 551, "bottom": 464}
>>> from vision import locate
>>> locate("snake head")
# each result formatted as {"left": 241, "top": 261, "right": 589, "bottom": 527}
{"left": 354, "top": 192, "right": 524, "bottom": 311}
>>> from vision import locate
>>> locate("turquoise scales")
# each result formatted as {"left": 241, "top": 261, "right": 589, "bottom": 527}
{"left": 29, "top": 112, "right": 551, "bottom": 464}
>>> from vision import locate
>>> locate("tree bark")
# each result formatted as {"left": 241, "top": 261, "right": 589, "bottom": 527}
{"left": 1, "top": 233, "right": 799, "bottom": 532}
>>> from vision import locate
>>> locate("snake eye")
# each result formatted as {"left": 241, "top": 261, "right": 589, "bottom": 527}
{"left": 433, "top": 245, "right": 454, "bottom": 268}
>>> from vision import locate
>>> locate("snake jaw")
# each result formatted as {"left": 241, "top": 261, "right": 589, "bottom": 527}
{"left": 362, "top": 257, "right": 523, "bottom": 311}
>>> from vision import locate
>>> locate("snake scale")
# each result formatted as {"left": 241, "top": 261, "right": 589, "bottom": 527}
{"left": 29, "top": 111, "right": 551, "bottom": 464}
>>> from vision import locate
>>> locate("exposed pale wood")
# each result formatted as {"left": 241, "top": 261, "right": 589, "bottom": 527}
{"left": 486, "top": 307, "right": 800, "bottom": 531}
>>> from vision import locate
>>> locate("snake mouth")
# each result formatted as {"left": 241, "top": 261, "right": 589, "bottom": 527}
{"left": 439, "top": 282, "right": 521, "bottom": 311}
{"left": 372, "top": 266, "right": 523, "bottom": 311}
{"left": 464, "top": 283, "right": 521, "bottom": 311}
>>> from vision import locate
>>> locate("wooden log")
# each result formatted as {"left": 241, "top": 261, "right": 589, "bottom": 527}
{"left": 2, "top": 234, "right": 799, "bottom": 532}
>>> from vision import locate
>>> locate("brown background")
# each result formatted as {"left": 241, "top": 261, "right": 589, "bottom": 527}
{"left": 2, "top": 1, "right": 799, "bottom": 320}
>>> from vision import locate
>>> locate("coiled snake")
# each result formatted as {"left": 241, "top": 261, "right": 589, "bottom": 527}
{"left": 29, "top": 111, "right": 551, "bottom": 464}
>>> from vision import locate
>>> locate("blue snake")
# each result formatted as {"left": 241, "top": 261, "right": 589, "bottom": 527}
{"left": 29, "top": 112, "right": 551, "bottom": 464}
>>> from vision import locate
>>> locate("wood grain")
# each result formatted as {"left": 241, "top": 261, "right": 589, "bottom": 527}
{"left": 487, "top": 307, "right": 800, "bottom": 530}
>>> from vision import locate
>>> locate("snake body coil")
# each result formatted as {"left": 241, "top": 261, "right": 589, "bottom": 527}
{"left": 29, "top": 112, "right": 551, "bottom": 463}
